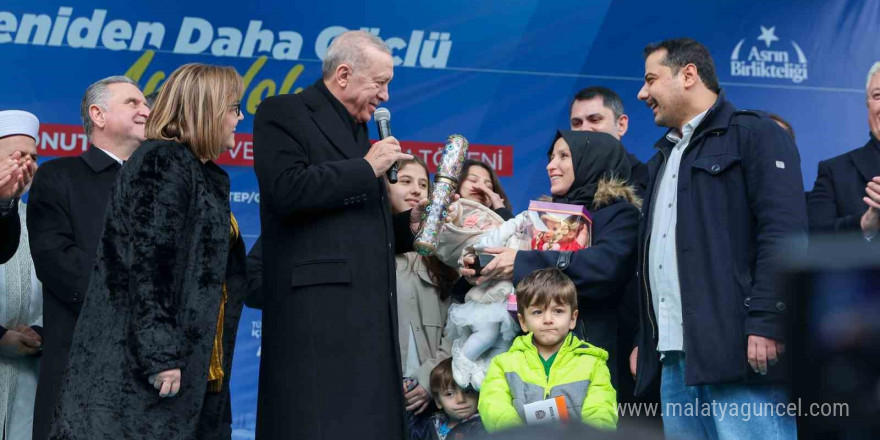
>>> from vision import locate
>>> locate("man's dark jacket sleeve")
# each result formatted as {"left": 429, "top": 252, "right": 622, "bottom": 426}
{"left": 245, "top": 236, "right": 264, "bottom": 310}
{"left": 807, "top": 160, "right": 862, "bottom": 233}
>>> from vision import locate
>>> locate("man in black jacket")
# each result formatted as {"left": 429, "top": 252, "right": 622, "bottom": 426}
{"left": 808, "top": 61, "right": 880, "bottom": 238}
{"left": 254, "top": 30, "right": 418, "bottom": 440}
{"left": 29, "top": 76, "right": 149, "bottom": 440}
{"left": 633, "top": 38, "right": 805, "bottom": 439}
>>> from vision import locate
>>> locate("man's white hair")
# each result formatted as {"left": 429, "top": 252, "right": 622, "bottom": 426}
{"left": 322, "top": 30, "right": 391, "bottom": 80}
{"left": 867, "top": 61, "right": 880, "bottom": 96}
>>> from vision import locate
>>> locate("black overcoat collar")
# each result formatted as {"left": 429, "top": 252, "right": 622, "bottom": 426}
{"left": 81, "top": 145, "right": 121, "bottom": 173}
{"left": 301, "top": 83, "right": 364, "bottom": 160}
{"left": 849, "top": 134, "right": 880, "bottom": 183}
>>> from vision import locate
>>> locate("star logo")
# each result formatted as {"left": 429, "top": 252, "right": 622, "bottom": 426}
{"left": 730, "top": 26, "right": 808, "bottom": 84}
{"left": 757, "top": 26, "right": 779, "bottom": 48}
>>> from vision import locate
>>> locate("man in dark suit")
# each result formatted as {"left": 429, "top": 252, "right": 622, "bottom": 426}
{"left": 28, "top": 76, "right": 149, "bottom": 440}
{"left": 808, "top": 62, "right": 880, "bottom": 238}
{"left": 253, "top": 30, "right": 417, "bottom": 440}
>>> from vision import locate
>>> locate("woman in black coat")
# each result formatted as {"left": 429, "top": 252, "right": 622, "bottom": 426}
{"left": 463, "top": 130, "right": 641, "bottom": 386}
{"left": 49, "top": 63, "right": 246, "bottom": 440}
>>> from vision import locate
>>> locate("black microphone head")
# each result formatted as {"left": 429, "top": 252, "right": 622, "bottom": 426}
{"left": 374, "top": 107, "right": 391, "bottom": 123}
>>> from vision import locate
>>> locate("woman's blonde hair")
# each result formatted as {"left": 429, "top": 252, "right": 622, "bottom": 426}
{"left": 145, "top": 63, "right": 243, "bottom": 161}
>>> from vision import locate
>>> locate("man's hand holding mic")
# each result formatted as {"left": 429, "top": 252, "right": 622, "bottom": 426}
{"left": 365, "top": 136, "right": 413, "bottom": 178}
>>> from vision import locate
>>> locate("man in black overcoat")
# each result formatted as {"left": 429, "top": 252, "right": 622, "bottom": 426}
{"left": 253, "top": 30, "right": 419, "bottom": 439}
{"left": 28, "top": 76, "right": 150, "bottom": 440}
{"left": 808, "top": 61, "right": 880, "bottom": 238}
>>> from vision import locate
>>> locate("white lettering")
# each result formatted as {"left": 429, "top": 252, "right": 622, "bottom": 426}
{"left": 48, "top": 7, "right": 72, "bottom": 46}
{"left": 240, "top": 20, "right": 272, "bottom": 58}
{"left": 66, "top": 9, "right": 106, "bottom": 49}
{"left": 0, "top": 12, "right": 17, "bottom": 44}
{"left": 403, "top": 30, "right": 423, "bottom": 67}
{"left": 211, "top": 26, "right": 242, "bottom": 57}
{"left": 0, "top": 10, "right": 452, "bottom": 65}
{"left": 314, "top": 25, "right": 348, "bottom": 60}
{"left": 174, "top": 17, "right": 212, "bottom": 54}
{"left": 129, "top": 21, "right": 164, "bottom": 51}
{"left": 101, "top": 19, "right": 132, "bottom": 51}
{"left": 15, "top": 13, "right": 51, "bottom": 45}
{"left": 385, "top": 37, "right": 406, "bottom": 66}
{"left": 40, "top": 131, "right": 58, "bottom": 151}
{"left": 272, "top": 31, "right": 302, "bottom": 60}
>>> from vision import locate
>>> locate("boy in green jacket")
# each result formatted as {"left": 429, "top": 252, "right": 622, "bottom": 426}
{"left": 478, "top": 268, "right": 617, "bottom": 432}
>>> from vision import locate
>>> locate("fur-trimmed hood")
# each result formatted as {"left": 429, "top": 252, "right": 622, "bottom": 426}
{"left": 593, "top": 177, "right": 643, "bottom": 211}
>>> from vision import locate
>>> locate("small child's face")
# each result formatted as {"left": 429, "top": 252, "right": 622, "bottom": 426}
{"left": 518, "top": 300, "right": 579, "bottom": 351}
{"left": 545, "top": 219, "right": 561, "bottom": 235}
{"left": 434, "top": 386, "right": 479, "bottom": 422}
{"left": 563, "top": 224, "right": 579, "bottom": 242}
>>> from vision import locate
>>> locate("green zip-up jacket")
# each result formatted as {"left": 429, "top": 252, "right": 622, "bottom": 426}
{"left": 478, "top": 332, "right": 617, "bottom": 432}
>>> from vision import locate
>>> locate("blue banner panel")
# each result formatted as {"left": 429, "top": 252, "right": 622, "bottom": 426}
{"left": 3, "top": 1, "right": 878, "bottom": 437}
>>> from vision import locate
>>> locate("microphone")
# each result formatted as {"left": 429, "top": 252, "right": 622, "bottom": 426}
{"left": 374, "top": 107, "right": 397, "bottom": 183}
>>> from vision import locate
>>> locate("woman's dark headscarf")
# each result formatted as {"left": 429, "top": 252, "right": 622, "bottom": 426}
{"left": 549, "top": 130, "right": 631, "bottom": 207}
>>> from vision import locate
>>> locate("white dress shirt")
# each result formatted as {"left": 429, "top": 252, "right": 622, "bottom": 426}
{"left": 649, "top": 109, "right": 708, "bottom": 353}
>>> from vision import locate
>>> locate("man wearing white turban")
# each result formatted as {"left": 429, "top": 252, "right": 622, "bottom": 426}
{"left": 0, "top": 109, "right": 44, "bottom": 439}
{"left": 0, "top": 110, "right": 39, "bottom": 264}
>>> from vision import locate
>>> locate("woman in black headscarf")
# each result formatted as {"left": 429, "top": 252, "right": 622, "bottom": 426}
{"left": 461, "top": 130, "right": 641, "bottom": 385}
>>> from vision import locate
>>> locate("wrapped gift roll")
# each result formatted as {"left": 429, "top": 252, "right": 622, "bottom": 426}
{"left": 414, "top": 134, "right": 469, "bottom": 256}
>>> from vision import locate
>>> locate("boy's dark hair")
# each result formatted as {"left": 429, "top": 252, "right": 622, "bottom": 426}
{"left": 515, "top": 268, "right": 578, "bottom": 315}
{"left": 572, "top": 86, "right": 625, "bottom": 119}
{"left": 643, "top": 38, "right": 721, "bottom": 94}
{"left": 429, "top": 357, "right": 457, "bottom": 395}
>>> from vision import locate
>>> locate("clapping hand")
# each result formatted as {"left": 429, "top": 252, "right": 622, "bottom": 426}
{"left": 0, "top": 151, "right": 37, "bottom": 201}
{"left": 860, "top": 176, "right": 880, "bottom": 237}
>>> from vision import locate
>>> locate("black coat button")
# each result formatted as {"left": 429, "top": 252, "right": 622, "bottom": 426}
{"left": 711, "top": 164, "right": 721, "bottom": 173}
{"left": 776, "top": 301, "right": 786, "bottom": 312}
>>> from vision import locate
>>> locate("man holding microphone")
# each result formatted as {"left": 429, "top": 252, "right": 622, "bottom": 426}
{"left": 254, "top": 30, "right": 421, "bottom": 439}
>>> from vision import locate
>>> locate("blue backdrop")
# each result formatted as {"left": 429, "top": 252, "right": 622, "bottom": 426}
{"left": 2, "top": 0, "right": 878, "bottom": 437}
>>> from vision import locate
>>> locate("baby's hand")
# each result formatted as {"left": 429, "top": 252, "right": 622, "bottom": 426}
{"left": 446, "top": 200, "right": 461, "bottom": 224}
{"left": 460, "top": 253, "right": 477, "bottom": 279}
